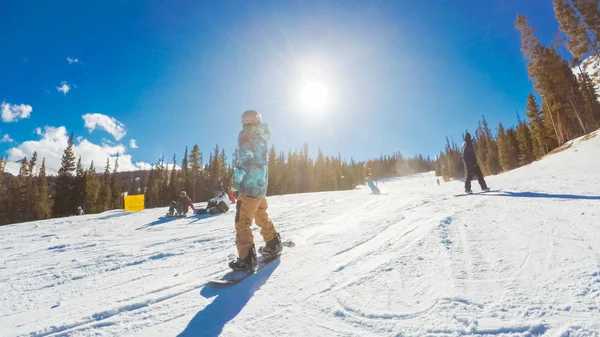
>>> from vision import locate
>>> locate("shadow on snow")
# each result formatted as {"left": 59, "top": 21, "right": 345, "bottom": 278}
{"left": 177, "top": 259, "right": 280, "bottom": 337}
{"left": 484, "top": 191, "right": 600, "bottom": 201}
{"left": 96, "top": 211, "right": 131, "bottom": 220}
{"left": 135, "top": 216, "right": 179, "bottom": 230}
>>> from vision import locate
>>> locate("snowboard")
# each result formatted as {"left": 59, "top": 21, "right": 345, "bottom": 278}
{"left": 454, "top": 189, "right": 500, "bottom": 197}
{"left": 165, "top": 213, "right": 188, "bottom": 218}
{"left": 208, "top": 240, "right": 295, "bottom": 285}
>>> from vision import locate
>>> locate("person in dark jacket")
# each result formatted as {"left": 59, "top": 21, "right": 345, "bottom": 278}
{"left": 167, "top": 191, "right": 196, "bottom": 216}
{"left": 462, "top": 132, "right": 490, "bottom": 194}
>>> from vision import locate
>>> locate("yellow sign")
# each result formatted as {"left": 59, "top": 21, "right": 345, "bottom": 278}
{"left": 124, "top": 195, "right": 145, "bottom": 212}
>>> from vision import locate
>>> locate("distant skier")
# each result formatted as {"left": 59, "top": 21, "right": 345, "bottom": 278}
{"left": 228, "top": 110, "right": 282, "bottom": 271}
{"left": 462, "top": 132, "right": 490, "bottom": 194}
{"left": 167, "top": 191, "right": 196, "bottom": 216}
{"left": 364, "top": 163, "right": 381, "bottom": 194}
{"left": 196, "top": 190, "right": 230, "bottom": 215}
{"left": 76, "top": 206, "right": 84, "bottom": 216}
{"left": 437, "top": 178, "right": 440, "bottom": 186}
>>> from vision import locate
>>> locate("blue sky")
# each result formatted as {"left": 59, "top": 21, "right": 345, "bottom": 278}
{"left": 0, "top": 0, "right": 564, "bottom": 171}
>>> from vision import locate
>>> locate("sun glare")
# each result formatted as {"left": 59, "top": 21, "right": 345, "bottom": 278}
{"left": 299, "top": 81, "right": 329, "bottom": 111}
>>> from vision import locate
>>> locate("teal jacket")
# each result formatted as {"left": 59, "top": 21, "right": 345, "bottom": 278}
{"left": 232, "top": 123, "right": 270, "bottom": 198}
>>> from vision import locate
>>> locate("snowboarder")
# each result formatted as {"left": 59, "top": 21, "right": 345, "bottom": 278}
{"left": 167, "top": 191, "right": 196, "bottom": 216}
{"left": 228, "top": 110, "right": 283, "bottom": 271}
{"left": 462, "top": 132, "right": 490, "bottom": 194}
{"left": 196, "top": 190, "right": 230, "bottom": 215}
{"left": 364, "top": 163, "right": 381, "bottom": 194}
{"left": 437, "top": 178, "right": 440, "bottom": 186}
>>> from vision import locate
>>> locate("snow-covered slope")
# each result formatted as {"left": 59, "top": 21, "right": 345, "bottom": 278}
{"left": 2, "top": 132, "right": 600, "bottom": 337}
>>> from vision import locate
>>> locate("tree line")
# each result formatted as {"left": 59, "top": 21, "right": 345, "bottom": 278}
{"left": 0, "top": 136, "right": 432, "bottom": 226}
{"left": 437, "top": 1, "right": 600, "bottom": 181}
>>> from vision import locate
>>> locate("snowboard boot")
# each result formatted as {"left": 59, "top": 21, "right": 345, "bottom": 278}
{"left": 229, "top": 245, "right": 257, "bottom": 271}
{"left": 261, "top": 233, "right": 283, "bottom": 258}
{"left": 482, "top": 188, "right": 490, "bottom": 192}
{"left": 465, "top": 189, "right": 473, "bottom": 194}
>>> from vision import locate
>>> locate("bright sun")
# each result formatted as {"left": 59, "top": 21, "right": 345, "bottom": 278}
{"left": 299, "top": 81, "right": 329, "bottom": 110}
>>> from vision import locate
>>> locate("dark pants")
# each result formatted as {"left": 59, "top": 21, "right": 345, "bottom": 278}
{"left": 169, "top": 201, "right": 183, "bottom": 215}
{"left": 465, "top": 164, "right": 488, "bottom": 191}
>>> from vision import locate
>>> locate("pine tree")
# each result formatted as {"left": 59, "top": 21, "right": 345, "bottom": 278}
{"left": 26, "top": 152, "right": 38, "bottom": 222}
{"left": 74, "top": 157, "right": 85, "bottom": 210}
{"left": 36, "top": 159, "right": 51, "bottom": 220}
{"left": 209, "top": 144, "right": 223, "bottom": 188}
{"left": 84, "top": 161, "right": 100, "bottom": 213}
{"left": 169, "top": 154, "right": 179, "bottom": 200}
{"left": 0, "top": 157, "right": 5, "bottom": 186}
{"left": 110, "top": 155, "right": 122, "bottom": 209}
{"left": 506, "top": 128, "right": 520, "bottom": 170}
{"left": 516, "top": 122, "right": 535, "bottom": 166}
{"left": 497, "top": 123, "right": 509, "bottom": 172}
{"left": 554, "top": 0, "right": 598, "bottom": 59}
{"left": 267, "top": 145, "right": 277, "bottom": 195}
{"left": 181, "top": 146, "right": 191, "bottom": 195}
{"left": 12, "top": 157, "right": 30, "bottom": 223}
{"left": 98, "top": 158, "right": 112, "bottom": 212}
{"left": 572, "top": 0, "right": 600, "bottom": 52}
{"left": 53, "top": 133, "right": 76, "bottom": 216}
{"left": 189, "top": 145, "right": 202, "bottom": 202}
{"left": 578, "top": 71, "right": 600, "bottom": 124}
{"left": 516, "top": 15, "right": 591, "bottom": 146}
{"left": 525, "top": 94, "right": 548, "bottom": 159}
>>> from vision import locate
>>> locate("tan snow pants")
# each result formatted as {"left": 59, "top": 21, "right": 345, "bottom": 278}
{"left": 235, "top": 195, "right": 277, "bottom": 259}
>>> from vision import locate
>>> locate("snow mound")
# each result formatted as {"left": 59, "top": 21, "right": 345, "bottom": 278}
{"left": 1, "top": 131, "right": 600, "bottom": 336}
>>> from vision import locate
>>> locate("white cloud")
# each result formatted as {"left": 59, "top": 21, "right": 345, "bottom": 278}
{"left": 1, "top": 134, "right": 14, "bottom": 143}
{"left": 35, "top": 127, "right": 42, "bottom": 135}
{"left": 1, "top": 102, "right": 32, "bottom": 123}
{"left": 6, "top": 126, "right": 149, "bottom": 173}
{"left": 82, "top": 113, "right": 126, "bottom": 141}
{"left": 56, "top": 81, "right": 71, "bottom": 95}
{"left": 57, "top": 81, "right": 71, "bottom": 95}
{"left": 67, "top": 57, "right": 80, "bottom": 64}
{"left": 130, "top": 139, "right": 138, "bottom": 149}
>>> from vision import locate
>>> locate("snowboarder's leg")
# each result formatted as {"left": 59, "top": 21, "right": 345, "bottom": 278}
{"left": 474, "top": 165, "right": 489, "bottom": 190}
{"left": 465, "top": 165, "right": 474, "bottom": 192}
{"left": 255, "top": 198, "right": 277, "bottom": 243}
{"left": 217, "top": 200, "right": 229, "bottom": 213}
{"left": 255, "top": 198, "right": 282, "bottom": 257}
{"left": 234, "top": 195, "right": 262, "bottom": 260}
{"left": 168, "top": 201, "right": 178, "bottom": 215}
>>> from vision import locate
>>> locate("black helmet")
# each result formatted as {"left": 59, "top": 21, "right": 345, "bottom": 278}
{"left": 464, "top": 132, "right": 472, "bottom": 141}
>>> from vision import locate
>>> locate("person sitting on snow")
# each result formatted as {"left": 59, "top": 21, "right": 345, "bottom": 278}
{"left": 167, "top": 191, "right": 196, "bottom": 216}
{"left": 197, "top": 190, "right": 230, "bottom": 215}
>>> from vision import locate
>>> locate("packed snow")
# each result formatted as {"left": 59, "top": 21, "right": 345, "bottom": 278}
{"left": 1, "top": 132, "right": 600, "bottom": 336}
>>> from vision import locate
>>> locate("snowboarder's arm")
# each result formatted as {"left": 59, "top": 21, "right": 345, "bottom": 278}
{"left": 232, "top": 132, "right": 255, "bottom": 190}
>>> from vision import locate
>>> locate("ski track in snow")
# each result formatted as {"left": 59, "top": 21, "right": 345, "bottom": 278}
{"left": 2, "top": 132, "right": 600, "bottom": 336}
